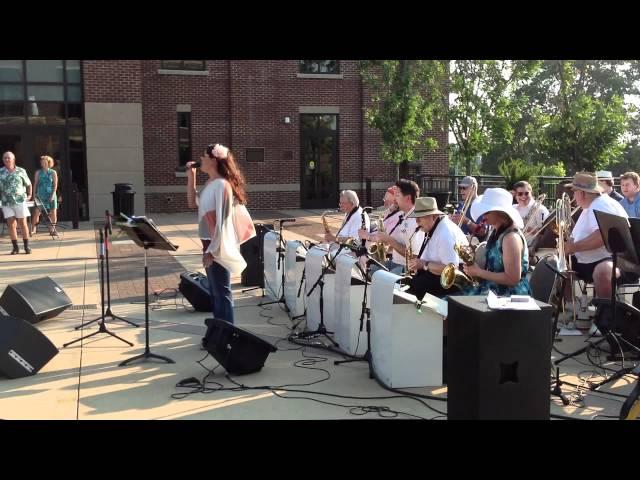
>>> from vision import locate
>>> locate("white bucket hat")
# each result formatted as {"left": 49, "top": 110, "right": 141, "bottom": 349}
{"left": 470, "top": 188, "right": 524, "bottom": 229}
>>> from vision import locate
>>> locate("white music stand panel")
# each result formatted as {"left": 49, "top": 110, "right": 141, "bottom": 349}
{"left": 304, "top": 245, "right": 336, "bottom": 333}
{"left": 335, "top": 252, "right": 368, "bottom": 356}
{"left": 370, "top": 270, "right": 444, "bottom": 388}
{"left": 263, "top": 231, "right": 282, "bottom": 301}
{"left": 284, "top": 240, "right": 306, "bottom": 318}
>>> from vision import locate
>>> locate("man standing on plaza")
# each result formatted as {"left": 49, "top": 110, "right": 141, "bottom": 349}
{"left": 0, "top": 151, "right": 32, "bottom": 254}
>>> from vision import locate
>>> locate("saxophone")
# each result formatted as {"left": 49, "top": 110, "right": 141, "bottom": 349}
{"left": 440, "top": 242, "right": 480, "bottom": 290}
{"left": 405, "top": 226, "right": 421, "bottom": 276}
{"left": 368, "top": 215, "right": 388, "bottom": 264}
{"left": 322, "top": 210, "right": 336, "bottom": 234}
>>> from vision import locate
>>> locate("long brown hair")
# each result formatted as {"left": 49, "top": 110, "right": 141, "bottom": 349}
{"left": 207, "top": 144, "right": 247, "bottom": 204}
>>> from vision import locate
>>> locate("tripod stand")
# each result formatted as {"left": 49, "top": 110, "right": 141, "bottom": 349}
{"left": 117, "top": 215, "right": 177, "bottom": 366}
{"left": 74, "top": 211, "right": 139, "bottom": 330}
{"left": 32, "top": 195, "right": 66, "bottom": 239}
{"left": 63, "top": 229, "right": 133, "bottom": 349}
{"left": 295, "top": 244, "right": 346, "bottom": 347}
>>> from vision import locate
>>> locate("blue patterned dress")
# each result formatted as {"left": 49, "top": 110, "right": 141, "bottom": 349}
{"left": 462, "top": 226, "right": 531, "bottom": 296}
{"left": 36, "top": 168, "right": 58, "bottom": 210}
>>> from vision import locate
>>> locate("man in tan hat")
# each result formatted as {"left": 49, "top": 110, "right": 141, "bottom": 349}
{"left": 596, "top": 171, "right": 623, "bottom": 202}
{"left": 564, "top": 172, "right": 629, "bottom": 314}
{"left": 405, "top": 196, "right": 468, "bottom": 298}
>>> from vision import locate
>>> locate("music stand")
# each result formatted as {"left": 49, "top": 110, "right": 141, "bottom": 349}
{"left": 260, "top": 220, "right": 290, "bottom": 310}
{"left": 117, "top": 214, "right": 178, "bottom": 366}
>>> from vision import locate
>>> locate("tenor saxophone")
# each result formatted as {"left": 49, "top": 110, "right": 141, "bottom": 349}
{"left": 405, "top": 226, "right": 421, "bottom": 276}
{"left": 321, "top": 210, "right": 335, "bottom": 234}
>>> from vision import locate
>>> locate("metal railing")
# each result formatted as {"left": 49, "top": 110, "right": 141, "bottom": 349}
{"left": 416, "top": 174, "right": 584, "bottom": 208}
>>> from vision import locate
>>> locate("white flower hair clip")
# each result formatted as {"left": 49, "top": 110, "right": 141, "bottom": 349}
{"left": 212, "top": 144, "right": 229, "bottom": 159}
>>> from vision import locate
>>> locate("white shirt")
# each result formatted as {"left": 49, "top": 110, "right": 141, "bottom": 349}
{"left": 572, "top": 194, "right": 628, "bottom": 264}
{"left": 419, "top": 216, "right": 469, "bottom": 266}
{"left": 336, "top": 206, "right": 370, "bottom": 240}
{"left": 516, "top": 198, "right": 550, "bottom": 233}
{"left": 390, "top": 206, "right": 425, "bottom": 265}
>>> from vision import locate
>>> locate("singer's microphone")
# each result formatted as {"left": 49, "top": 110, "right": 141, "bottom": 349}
{"left": 175, "top": 162, "right": 201, "bottom": 172}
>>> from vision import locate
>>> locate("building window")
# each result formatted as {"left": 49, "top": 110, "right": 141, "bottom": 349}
{"left": 161, "top": 60, "right": 206, "bottom": 71}
{"left": 0, "top": 60, "right": 83, "bottom": 126}
{"left": 299, "top": 61, "right": 339, "bottom": 74}
{"left": 178, "top": 112, "right": 192, "bottom": 166}
{"left": 245, "top": 148, "right": 265, "bottom": 163}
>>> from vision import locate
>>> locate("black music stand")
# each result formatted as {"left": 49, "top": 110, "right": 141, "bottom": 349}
{"left": 554, "top": 211, "right": 640, "bottom": 384}
{"left": 117, "top": 215, "right": 178, "bottom": 366}
{"left": 74, "top": 211, "right": 139, "bottom": 330}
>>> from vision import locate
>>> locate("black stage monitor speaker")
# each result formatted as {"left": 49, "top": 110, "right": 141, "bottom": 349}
{"left": 204, "top": 318, "right": 277, "bottom": 375}
{"left": 240, "top": 223, "right": 274, "bottom": 287}
{"left": 0, "top": 277, "right": 72, "bottom": 324}
{"left": 446, "top": 296, "right": 553, "bottom": 420}
{"left": 179, "top": 271, "right": 211, "bottom": 312}
{"left": 0, "top": 315, "right": 59, "bottom": 378}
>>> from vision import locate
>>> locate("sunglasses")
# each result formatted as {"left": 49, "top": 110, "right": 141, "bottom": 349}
{"left": 516, "top": 191, "right": 530, "bottom": 196}
{"left": 458, "top": 186, "right": 469, "bottom": 191}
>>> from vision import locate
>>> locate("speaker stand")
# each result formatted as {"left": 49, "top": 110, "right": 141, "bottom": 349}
{"left": 64, "top": 230, "right": 133, "bottom": 349}
{"left": 120, "top": 246, "right": 174, "bottom": 366}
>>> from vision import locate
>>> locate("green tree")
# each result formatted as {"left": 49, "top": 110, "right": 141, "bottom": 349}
{"left": 448, "top": 60, "right": 541, "bottom": 175}
{"left": 360, "top": 60, "right": 446, "bottom": 172}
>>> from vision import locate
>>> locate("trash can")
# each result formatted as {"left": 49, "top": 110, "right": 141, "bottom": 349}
{"left": 112, "top": 183, "right": 135, "bottom": 217}
{"left": 426, "top": 191, "right": 451, "bottom": 211}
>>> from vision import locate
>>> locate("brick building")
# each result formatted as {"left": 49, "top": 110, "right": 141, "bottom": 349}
{"left": 0, "top": 60, "right": 448, "bottom": 219}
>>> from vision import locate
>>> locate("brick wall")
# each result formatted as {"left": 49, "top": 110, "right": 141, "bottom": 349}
{"left": 84, "top": 60, "right": 449, "bottom": 213}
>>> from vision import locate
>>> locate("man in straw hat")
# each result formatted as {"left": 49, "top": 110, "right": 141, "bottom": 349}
{"left": 596, "top": 171, "right": 623, "bottom": 202}
{"left": 405, "top": 196, "right": 468, "bottom": 299}
{"left": 564, "top": 172, "right": 629, "bottom": 318}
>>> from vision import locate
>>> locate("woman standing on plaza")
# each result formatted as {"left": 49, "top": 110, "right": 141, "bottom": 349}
{"left": 32, "top": 155, "right": 59, "bottom": 235}
{"left": 186, "top": 144, "right": 256, "bottom": 346}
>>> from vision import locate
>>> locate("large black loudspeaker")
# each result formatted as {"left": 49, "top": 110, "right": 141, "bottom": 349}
{"left": 179, "top": 271, "right": 211, "bottom": 312}
{"left": 240, "top": 223, "right": 274, "bottom": 287}
{"left": 446, "top": 296, "right": 553, "bottom": 420}
{"left": 0, "top": 277, "right": 72, "bottom": 324}
{"left": 204, "top": 318, "right": 277, "bottom": 375}
{"left": 0, "top": 315, "right": 59, "bottom": 378}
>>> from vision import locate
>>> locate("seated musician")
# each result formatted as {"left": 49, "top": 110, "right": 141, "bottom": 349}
{"left": 451, "top": 176, "right": 488, "bottom": 242}
{"left": 620, "top": 171, "right": 640, "bottom": 218}
{"left": 324, "top": 190, "right": 370, "bottom": 247}
{"left": 362, "top": 179, "right": 424, "bottom": 274}
{"left": 563, "top": 172, "right": 631, "bottom": 302}
{"left": 406, "top": 197, "right": 468, "bottom": 299}
{"left": 461, "top": 188, "right": 531, "bottom": 296}
{"left": 514, "top": 181, "right": 550, "bottom": 239}
{"left": 597, "top": 171, "right": 624, "bottom": 202}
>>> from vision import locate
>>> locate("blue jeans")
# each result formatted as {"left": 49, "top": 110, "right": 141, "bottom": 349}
{"left": 205, "top": 261, "right": 234, "bottom": 324}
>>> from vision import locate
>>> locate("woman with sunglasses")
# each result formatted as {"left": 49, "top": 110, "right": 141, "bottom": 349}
{"left": 186, "top": 144, "right": 256, "bottom": 347}
{"left": 513, "top": 181, "right": 549, "bottom": 238}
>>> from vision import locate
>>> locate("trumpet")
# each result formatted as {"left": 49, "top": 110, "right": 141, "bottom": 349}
{"left": 456, "top": 183, "right": 476, "bottom": 227}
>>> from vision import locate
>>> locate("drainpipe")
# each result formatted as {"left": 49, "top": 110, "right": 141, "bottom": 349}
{"left": 228, "top": 60, "right": 233, "bottom": 149}
{"left": 360, "top": 69, "right": 366, "bottom": 204}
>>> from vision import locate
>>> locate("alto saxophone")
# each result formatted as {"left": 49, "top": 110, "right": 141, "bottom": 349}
{"left": 405, "top": 226, "right": 421, "bottom": 276}
{"left": 321, "top": 210, "right": 337, "bottom": 234}
{"left": 368, "top": 215, "right": 388, "bottom": 264}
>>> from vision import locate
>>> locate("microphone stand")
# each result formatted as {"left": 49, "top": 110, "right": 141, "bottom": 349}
{"left": 334, "top": 250, "right": 389, "bottom": 378}
{"left": 74, "top": 210, "right": 139, "bottom": 330}
{"left": 294, "top": 243, "right": 346, "bottom": 347}
{"left": 260, "top": 220, "right": 290, "bottom": 311}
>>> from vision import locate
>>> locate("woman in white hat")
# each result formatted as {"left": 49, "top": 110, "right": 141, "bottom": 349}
{"left": 461, "top": 188, "right": 531, "bottom": 296}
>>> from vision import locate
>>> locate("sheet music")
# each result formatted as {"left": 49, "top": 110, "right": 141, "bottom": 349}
{"left": 487, "top": 290, "right": 540, "bottom": 310}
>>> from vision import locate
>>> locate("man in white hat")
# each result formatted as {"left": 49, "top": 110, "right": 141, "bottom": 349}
{"left": 596, "top": 171, "right": 623, "bottom": 202}
{"left": 564, "top": 172, "right": 629, "bottom": 306}
{"left": 405, "top": 197, "right": 468, "bottom": 298}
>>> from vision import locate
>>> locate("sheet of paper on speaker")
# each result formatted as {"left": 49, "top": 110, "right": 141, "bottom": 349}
{"left": 486, "top": 291, "right": 540, "bottom": 311}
